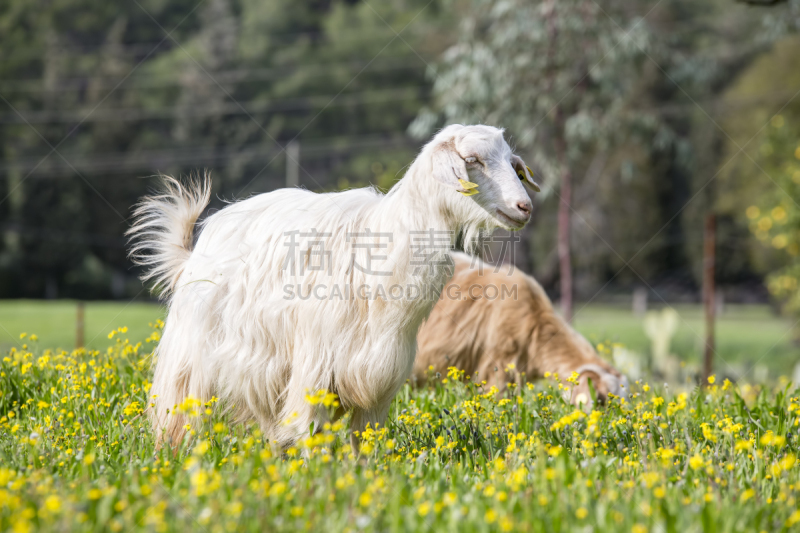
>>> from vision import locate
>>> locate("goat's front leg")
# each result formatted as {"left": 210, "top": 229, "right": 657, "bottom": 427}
{"left": 272, "top": 390, "right": 332, "bottom": 450}
{"left": 349, "top": 402, "right": 391, "bottom": 455}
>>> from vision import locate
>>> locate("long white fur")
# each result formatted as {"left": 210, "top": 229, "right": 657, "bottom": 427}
{"left": 127, "top": 175, "right": 212, "bottom": 295}
{"left": 127, "top": 124, "right": 535, "bottom": 449}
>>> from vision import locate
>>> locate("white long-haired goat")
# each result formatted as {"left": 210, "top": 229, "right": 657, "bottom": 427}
{"left": 128, "top": 124, "right": 540, "bottom": 449}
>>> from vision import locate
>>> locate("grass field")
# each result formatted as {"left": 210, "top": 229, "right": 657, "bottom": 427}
{"left": 0, "top": 300, "right": 164, "bottom": 352}
{"left": 1, "top": 300, "right": 797, "bottom": 377}
{"left": 0, "top": 323, "right": 798, "bottom": 532}
{"left": 575, "top": 304, "right": 800, "bottom": 378}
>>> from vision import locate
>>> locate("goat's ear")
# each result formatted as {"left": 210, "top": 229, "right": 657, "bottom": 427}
{"left": 511, "top": 154, "right": 541, "bottom": 192}
{"left": 431, "top": 141, "right": 478, "bottom": 196}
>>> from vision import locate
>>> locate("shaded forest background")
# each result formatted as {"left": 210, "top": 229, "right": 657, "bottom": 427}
{"left": 1, "top": 0, "right": 799, "bottom": 311}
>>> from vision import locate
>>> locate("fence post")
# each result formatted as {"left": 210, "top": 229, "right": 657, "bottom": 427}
{"left": 76, "top": 301, "right": 85, "bottom": 349}
{"left": 702, "top": 214, "right": 715, "bottom": 384}
{"left": 285, "top": 140, "right": 300, "bottom": 188}
{"left": 633, "top": 286, "right": 647, "bottom": 317}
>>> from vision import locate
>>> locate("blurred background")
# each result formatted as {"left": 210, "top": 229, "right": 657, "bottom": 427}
{"left": 2, "top": 0, "right": 800, "bottom": 382}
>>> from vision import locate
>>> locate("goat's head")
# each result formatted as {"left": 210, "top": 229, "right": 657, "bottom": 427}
{"left": 570, "top": 363, "right": 629, "bottom": 411}
{"left": 428, "top": 124, "right": 540, "bottom": 231}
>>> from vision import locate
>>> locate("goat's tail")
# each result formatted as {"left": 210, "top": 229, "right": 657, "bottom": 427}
{"left": 127, "top": 174, "right": 211, "bottom": 299}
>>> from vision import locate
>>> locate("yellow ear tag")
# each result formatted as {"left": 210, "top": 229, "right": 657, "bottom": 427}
{"left": 519, "top": 166, "right": 535, "bottom": 181}
{"left": 459, "top": 189, "right": 479, "bottom": 196}
{"left": 458, "top": 178, "right": 479, "bottom": 190}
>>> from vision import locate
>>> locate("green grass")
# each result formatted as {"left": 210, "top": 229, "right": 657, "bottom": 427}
{"left": 0, "top": 327, "right": 799, "bottom": 532}
{"left": 0, "top": 300, "right": 164, "bottom": 352}
{"left": 575, "top": 304, "right": 800, "bottom": 377}
{"left": 0, "top": 300, "right": 796, "bottom": 377}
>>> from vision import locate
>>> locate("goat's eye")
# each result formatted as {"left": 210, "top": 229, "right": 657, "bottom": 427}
{"left": 464, "top": 156, "right": 478, "bottom": 164}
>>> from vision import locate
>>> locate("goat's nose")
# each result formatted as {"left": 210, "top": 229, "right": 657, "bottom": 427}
{"left": 516, "top": 200, "right": 532, "bottom": 217}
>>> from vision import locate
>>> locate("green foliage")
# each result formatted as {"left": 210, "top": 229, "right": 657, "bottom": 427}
{"left": 0, "top": 324, "right": 799, "bottom": 531}
{"left": 0, "top": 0, "right": 448, "bottom": 299}
{"left": 411, "top": 0, "right": 654, "bottom": 184}
{"left": 715, "top": 32, "right": 800, "bottom": 326}
{"left": 2, "top": 0, "right": 799, "bottom": 303}
{"left": 743, "top": 113, "right": 800, "bottom": 319}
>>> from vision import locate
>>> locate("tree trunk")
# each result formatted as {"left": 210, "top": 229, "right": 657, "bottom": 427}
{"left": 558, "top": 163, "right": 573, "bottom": 323}
{"left": 702, "top": 213, "right": 716, "bottom": 384}
{"left": 555, "top": 105, "right": 573, "bottom": 323}
{"left": 544, "top": 2, "right": 572, "bottom": 323}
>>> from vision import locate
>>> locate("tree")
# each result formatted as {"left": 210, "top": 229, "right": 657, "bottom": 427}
{"left": 0, "top": 0, "right": 450, "bottom": 298}
{"left": 742, "top": 109, "right": 800, "bottom": 325}
{"left": 410, "top": 0, "right": 652, "bottom": 321}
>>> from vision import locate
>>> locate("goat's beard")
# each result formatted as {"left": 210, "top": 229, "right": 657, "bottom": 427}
{"left": 454, "top": 223, "right": 491, "bottom": 259}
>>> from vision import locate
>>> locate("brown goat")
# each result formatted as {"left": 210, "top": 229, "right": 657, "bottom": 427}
{"left": 413, "top": 252, "right": 627, "bottom": 406}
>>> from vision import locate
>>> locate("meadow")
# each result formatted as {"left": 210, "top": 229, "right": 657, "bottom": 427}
{"left": 1, "top": 300, "right": 796, "bottom": 376}
{"left": 576, "top": 304, "right": 800, "bottom": 379}
{"left": 0, "top": 317, "right": 799, "bottom": 532}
